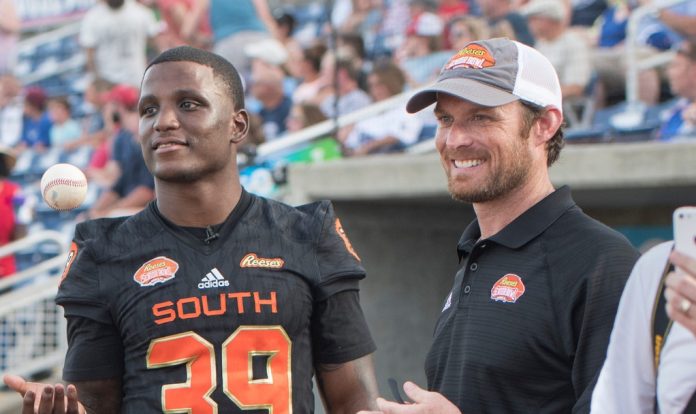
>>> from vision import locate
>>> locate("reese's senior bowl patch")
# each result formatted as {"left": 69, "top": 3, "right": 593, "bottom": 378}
{"left": 443, "top": 43, "right": 496, "bottom": 71}
{"left": 490, "top": 273, "right": 526, "bottom": 303}
{"left": 134, "top": 256, "right": 179, "bottom": 287}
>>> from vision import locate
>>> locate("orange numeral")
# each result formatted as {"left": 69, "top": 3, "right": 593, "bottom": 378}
{"left": 147, "top": 332, "right": 217, "bottom": 414}
{"left": 223, "top": 326, "right": 292, "bottom": 413}
{"left": 147, "top": 327, "right": 292, "bottom": 414}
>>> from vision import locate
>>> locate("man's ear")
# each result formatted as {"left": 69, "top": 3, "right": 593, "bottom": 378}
{"left": 229, "top": 108, "right": 249, "bottom": 144}
{"left": 534, "top": 106, "right": 563, "bottom": 145}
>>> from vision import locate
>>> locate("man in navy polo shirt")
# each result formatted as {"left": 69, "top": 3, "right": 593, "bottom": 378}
{"left": 360, "top": 38, "right": 639, "bottom": 413}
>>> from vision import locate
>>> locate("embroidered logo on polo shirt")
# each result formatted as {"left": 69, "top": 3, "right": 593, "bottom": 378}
{"left": 490, "top": 274, "right": 526, "bottom": 303}
{"left": 133, "top": 256, "right": 179, "bottom": 287}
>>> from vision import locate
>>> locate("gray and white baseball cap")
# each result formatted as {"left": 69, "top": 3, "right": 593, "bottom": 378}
{"left": 406, "top": 38, "right": 563, "bottom": 115}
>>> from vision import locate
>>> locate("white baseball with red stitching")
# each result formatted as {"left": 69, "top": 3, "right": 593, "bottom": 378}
{"left": 40, "top": 163, "right": 88, "bottom": 211}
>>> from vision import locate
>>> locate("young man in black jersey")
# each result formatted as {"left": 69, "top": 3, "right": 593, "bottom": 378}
{"left": 5, "top": 46, "right": 379, "bottom": 414}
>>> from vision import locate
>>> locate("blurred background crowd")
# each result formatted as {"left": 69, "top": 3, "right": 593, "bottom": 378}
{"left": 0, "top": 0, "right": 693, "bottom": 400}
{"left": 0, "top": 0, "right": 695, "bottom": 278}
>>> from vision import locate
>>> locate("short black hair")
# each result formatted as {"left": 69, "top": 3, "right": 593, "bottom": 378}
{"left": 105, "top": 0, "right": 125, "bottom": 10}
{"left": 145, "top": 46, "right": 245, "bottom": 110}
{"left": 303, "top": 43, "right": 327, "bottom": 73}
{"left": 275, "top": 12, "right": 296, "bottom": 35}
{"left": 336, "top": 58, "right": 360, "bottom": 83}
{"left": 338, "top": 32, "right": 366, "bottom": 60}
{"left": 0, "top": 154, "right": 11, "bottom": 177}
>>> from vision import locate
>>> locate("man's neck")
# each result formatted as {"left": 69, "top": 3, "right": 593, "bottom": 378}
{"left": 473, "top": 174, "right": 555, "bottom": 240}
{"left": 155, "top": 171, "right": 243, "bottom": 228}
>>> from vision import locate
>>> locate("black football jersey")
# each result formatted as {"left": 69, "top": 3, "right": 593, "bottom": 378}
{"left": 56, "top": 190, "right": 375, "bottom": 413}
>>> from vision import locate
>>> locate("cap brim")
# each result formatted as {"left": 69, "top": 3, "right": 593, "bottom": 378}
{"left": 406, "top": 78, "right": 520, "bottom": 113}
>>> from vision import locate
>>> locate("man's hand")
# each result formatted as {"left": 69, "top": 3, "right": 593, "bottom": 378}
{"left": 666, "top": 250, "right": 696, "bottom": 336}
{"left": 357, "top": 381, "right": 461, "bottom": 414}
{"left": 3, "top": 374, "right": 83, "bottom": 414}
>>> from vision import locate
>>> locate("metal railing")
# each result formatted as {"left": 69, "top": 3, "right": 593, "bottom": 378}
{"left": 0, "top": 231, "right": 70, "bottom": 380}
{"left": 16, "top": 21, "right": 83, "bottom": 85}
{"left": 614, "top": 0, "right": 687, "bottom": 129}
{"left": 254, "top": 88, "right": 431, "bottom": 161}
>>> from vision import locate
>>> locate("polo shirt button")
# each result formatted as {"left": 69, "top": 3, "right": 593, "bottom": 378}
{"left": 464, "top": 285, "right": 471, "bottom": 294}
{"left": 469, "top": 262, "right": 478, "bottom": 271}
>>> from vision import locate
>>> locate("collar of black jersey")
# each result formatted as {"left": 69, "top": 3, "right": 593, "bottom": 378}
{"left": 457, "top": 186, "right": 576, "bottom": 260}
{"left": 150, "top": 188, "right": 253, "bottom": 246}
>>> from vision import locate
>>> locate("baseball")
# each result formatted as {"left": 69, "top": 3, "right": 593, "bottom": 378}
{"left": 41, "top": 163, "right": 88, "bottom": 211}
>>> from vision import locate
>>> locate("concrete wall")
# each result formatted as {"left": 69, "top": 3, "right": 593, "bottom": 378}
{"left": 334, "top": 200, "right": 472, "bottom": 392}
{"left": 288, "top": 141, "right": 696, "bottom": 403}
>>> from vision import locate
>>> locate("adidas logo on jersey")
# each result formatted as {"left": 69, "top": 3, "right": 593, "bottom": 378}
{"left": 198, "top": 268, "right": 230, "bottom": 289}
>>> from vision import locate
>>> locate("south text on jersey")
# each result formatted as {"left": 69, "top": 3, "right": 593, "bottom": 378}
{"left": 152, "top": 291, "right": 278, "bottom": 325}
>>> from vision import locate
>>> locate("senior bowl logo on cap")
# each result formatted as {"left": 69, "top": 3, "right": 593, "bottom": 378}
{"left": 406, "top": 37, "right": 563, "bottom": 115}
{"left": 444, "top": 44, "right": 496, "bottom": 71}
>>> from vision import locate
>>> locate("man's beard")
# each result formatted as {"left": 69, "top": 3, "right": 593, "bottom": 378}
{"left": 448, "top": 136, "right": 533, "bottom": 204}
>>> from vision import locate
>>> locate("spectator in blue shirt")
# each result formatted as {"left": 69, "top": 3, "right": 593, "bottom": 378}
{"left": 47, "top": 97, "right": 82, "bottom": 150}
{"left": 17, "top": 87, "right": 52, "bottom": 152}
{"left": 86, "top": 84, "right": 154, "bottom": 218}
{"left": 250, "top": 66, "right": 292, "bottom": 141}
{"left": 479, "top": 0, "right": 535, "bottom": 46}
{"left": 202, "top": 0, "right": 279, "bottom": 78}
{"left": 657, "top": 40, "right": 696, "bottom": 141}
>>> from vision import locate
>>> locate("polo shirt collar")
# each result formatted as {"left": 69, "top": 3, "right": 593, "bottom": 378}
{"left": 457, "top": 186, "right": 575, "bottom": 259}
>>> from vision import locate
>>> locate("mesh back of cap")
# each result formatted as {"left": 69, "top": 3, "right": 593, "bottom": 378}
{"left": 511, "top": 42, "right": 563, "bottom": 114}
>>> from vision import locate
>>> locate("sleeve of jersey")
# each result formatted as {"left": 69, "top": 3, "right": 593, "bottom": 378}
{"left": 311, "top": 290, "right": 376, "bottom": 365}
{"left": 55, "top": 223, "right": 112, "bottom": 325}
{"left": 312, "top": 201, "right": 367, "bottom": 301}
{"left": 63, "top": 315, "right": 125, "bottom": 382}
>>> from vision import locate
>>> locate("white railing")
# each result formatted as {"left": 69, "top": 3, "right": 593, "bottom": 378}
{"left": 0, "top": 230, "right": 69, "bottom": 291}
{"left": 17, "top": 21, "right": 81, "bottom": 53}
{"left": 16, "top": 21, "right": 83, "bottom": 84}
{"left": 614, "top": 0, "right": 687, "bottom": 129}
{"left": 255, "top": 87, "right": 429, "bottom": 161}
{"left": 0, "top": 231, "right": 70, "bottom": 380}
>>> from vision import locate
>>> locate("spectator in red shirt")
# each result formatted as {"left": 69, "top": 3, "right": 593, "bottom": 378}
{"left": 0, "top": 146, "right": 25, "bottom": 277}
{"left": 156, "top": 0, "right": 212, "bottom": 49}
{"left": 438, "top": 0, "right": 470, "bottom": 23}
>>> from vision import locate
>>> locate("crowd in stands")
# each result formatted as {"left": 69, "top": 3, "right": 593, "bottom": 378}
{"left": 4, "top": 0, "right": 696, "bottom": 152}
{"left": 0, "top": 0, "right": 695, "bottom": 273}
